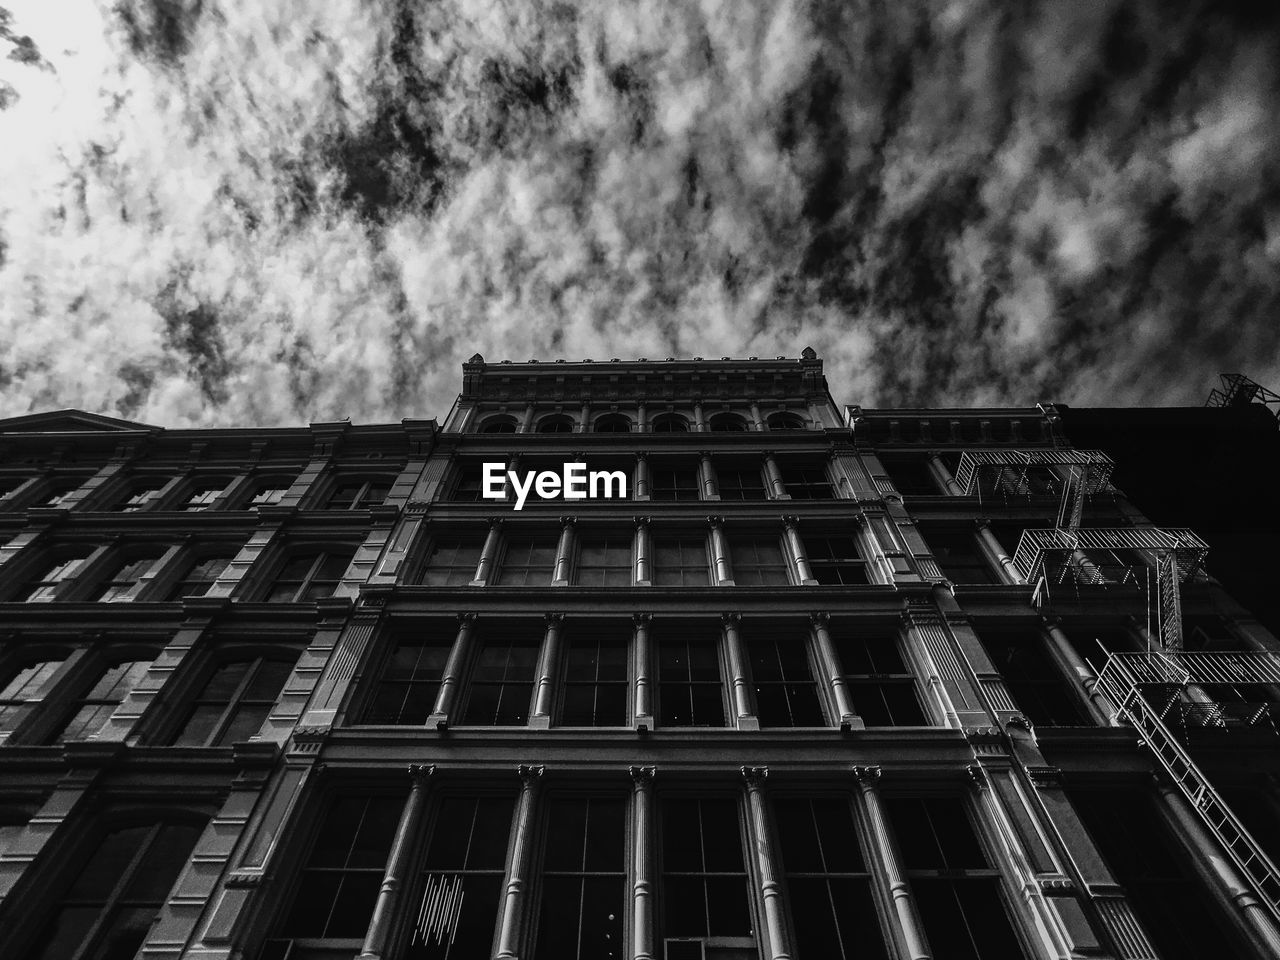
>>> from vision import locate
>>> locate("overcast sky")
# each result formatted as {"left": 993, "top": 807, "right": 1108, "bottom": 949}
{"left": 1, "top": 1, "right": 1278, "bottom": 427}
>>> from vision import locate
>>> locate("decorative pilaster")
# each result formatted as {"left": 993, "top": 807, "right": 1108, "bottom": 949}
{"left": 634, "top": 614, "right": 653, "bottom": 731}
{"left": 428, "top": 614, "right": 476, "bottom": 729}
{"left": 722, "top": 614, "right": 757, "bottom": 730}
{"left": 742, "top": 766, "right": 792, "bottom": 959}
{"left": 495, "top": 764, "right": 545, "bottom": 959}
{"left": 530, "top": 614, "right": 565, "bottom": 728}
{"left": 783, "top": 517, "right": 818, "bottom": 585}
{"left": 471, "top": 519, "right": 503, "bottom": 585}
{"left": 630, "top": 765, "right": 657, "bottom": 960}
{"left": 634, "top": 517, "right": 653, "bottom": 586}
{"left": 708, "top": 517, "right": 734, "bottom": 585}
{"left": 552, "top": 517, "right": 576, "bottom": 586}
{"left": 358, "top": 765, "right": 435, "bottom": 960}
{"left": 810, "top": 613, "right": 859, "bottom": 730}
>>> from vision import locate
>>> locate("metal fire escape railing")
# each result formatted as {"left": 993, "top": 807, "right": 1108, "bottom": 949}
{"left": 1206, "top": 373, "right": 1280, "bottom": 422}
{"left": 953, "top": 449, "right": 1114, "bottom": 498}
{"left": 1094, "top": 651, "right": 1280, "bottom": 924}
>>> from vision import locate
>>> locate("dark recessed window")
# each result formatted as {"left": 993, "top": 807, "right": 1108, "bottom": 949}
{"left": 479, "top": 415, "right": 519, "bottom": 433}
{"left": 920, "top": 525, "right": 997, "bottom": 584}
{"left": 775, "top": 798, "right": 890, "bottom": 960}
{"left": 248, "top": 481, "right": 292, "bottom": 507}
{"left": 119, "top": 480, "right": 167, "bottom": 511}
{"left": 363, "top": 637, "right": 451, "bottom": 725}
{"left": 39, "top": 480, "right": 81, "bottom": 508}
{"left": 181, "top": 482, "right": 228, "bottom": 511}
{"left": 266, "top": 549, "right": 354, "bottom": 602}
{"left": 462, "top": 629, "right": 540, "bottom": 725}
{"left": 807, "top": 536, "right": 869, "bottom": 585}
{"left": 325, "top": 478, "right": 392, "bottom": 510}
{"left": 496, "top": 537, "right": 555, "bottom": 586}
{"left": 708, "top": 412, "right": 749, "bottom": 432}
{"left": 52, "top": 658, "right": 154, "bottom": 743}
{"left": 750, "top": 637, "right": 823, "bottom": 726}
{"left": 166, "top": 554, "right": 233, "bottom": 600}
{"left": 661, "top": 798, "right": 752, "bottom": 942}
{"left": 652, "top": 464, "right": 700, "bottom": 501}
{"left": 0, "top": 478, "right": 22, "bottom": 502}
{"left": 653, "top": 538, "right": 709, "bottom": 587}
{"left": 538, "top": 415, "right": 575, "bottom": 433}
{"left": 729, "top": 537, "right": 789, "bottom": 586}
{"left": 575, "top": 534, "right": 632, "bottom": 587}
{"left": 594, "top": 413, "right": 632, "bottom": 433}
{"left": 171, "top": 655, "right": 297, "bottom": 746}
{"left": 534, "top": 798, "right": 626, "bottom": 960}
{"left": 716, "top": 464, "right": 765, "bottom": 500}
{"left": 21, "top": 551, "right": 93, "bottom": 602}
{"left": 450, "top": 462, "right": 488, "bottom": 502}
{"left": 420, "top": 536, "right": 483, "bottom": 586}
{"left": 651, "top": 413, "right": 690, "bottom": 433}
{"left": 879, "top": 456, "right": 939, "bottom": 496}
{"left": 978, "top": 630, "right": 1087, "bottom": 726}
{"left": 561, "top": 627, "right": 629, "bottom": 726}
{"left": 90, "top": 551, "right": 165, "bottom": 602}
{"left": 781, "top": 463, "right": 833, "bottom": 499}
{"left": 0, "top": 657, "right": 66, "bottom": 735}
{"left": 659, "top": 635, "right": 724, "bottom": 727}
{"left": 766, "top": 412, "right": 806, "bottom": 431}
{"left": 836, "top": 629, "right": 927, "bottom": 726}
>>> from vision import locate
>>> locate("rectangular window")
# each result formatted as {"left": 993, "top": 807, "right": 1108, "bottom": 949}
{"left": 171, "top": 655, "right": 298, "bottom": 746}
{"left": 575, "top": 535, "right": 632, "bottom": 587}
{"left": 835, "top": 629, "right": 927, "bottom": 726}
{"left": 450, "top": 462, "right": 488, "bottom": 502}
{"left": 880, "top": 456, "right": 940, "bottom": 496}
{"left": 408, "top": 795, "right": 515, "bottom": 959}
{"left": 659, "top": 635, "right": 724, "bottom": 727}
{"left": 807, "top": 536, "right": 870, "bottom": 585}
{"left": 781, "top": 463, "right": 834, "bottom": 499}
{"left": 181, "top": 483, "right": 226, "bottom": 511}
{"left": 326, "top": 478, "right": 393, "bottom": 509}
{"left": 166, "top": 554, "right": 233, "bottom": 600}
{"left": 421, "top": 537, "right": 483, "bottom": 586}
{"left": 462, "top": 630, "right": 540, "bottom": 725}
{"left": 749, "top": 638, "right": 824, "bottom": 727}
{"left": 267, "top": 549, "right": 354, "bottom": 602}
{"left": 978, "top": 631, "right": 1087, "bottom": 726}
{"left": 885, "top": 797, "right": 1027, "bottom": 960}
{"left": 534, "top": 798, "right": 626, "bottom": 960}
{"left": 652, "top": 465, "right": 700, "bottom": 501}
{"left": 729, "top": 537, "right": 789, "bottom": 586}
{"left": 0, "top": 657, "right": 66, "bottom": 734}
{"left": 364, "top": 638, "right": 452, "bottom": 725}
{"left": 560, "top": 627, "right": 629, "bottom": 726}
{"left": 775, "top": 798, "right": 889, "bottom": 960}
{"left": 496, "top": 537, "right": 555, "bottom": 587}
{"left": 91, "top": 553, "right": 163, "bottom": 602}
{"left": 23, "top": 553, "right": 92, "bottom": 602}
{"left": 53, "top": 659, "right": 154, "bottom": 743}
{"left": 250, "top": 484, "right": 290, "bottom": 507}
{"left": 653, "top": 538, "right": 709, "bottom": 587}
{"left": 716, "top": 464, "right": 765, "bottom": 501}
{"left": 919, "top": 525, "right": 998, "bottom": 584}
{"left": 121, "top": 481, "right": 167, "bottom": 511}
{"left": 661, "top": 798, "right": 752, "bottom": 943}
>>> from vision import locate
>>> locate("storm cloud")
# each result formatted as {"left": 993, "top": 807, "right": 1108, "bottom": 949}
{"left": 1, "top": 0, "right": 1278, "bottom": 426}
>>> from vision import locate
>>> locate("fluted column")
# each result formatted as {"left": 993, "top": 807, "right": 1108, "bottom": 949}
{"left": 358, "top": 764, "right": 434, "bottom": 960}
{"left": 634, "top": 454, "right": 651, "bottom": 500}
{"left": 742, "top": 767, "right": 792, "bottom": 959}
{"left": 530, "top": 614, "right": 565, "bottom": 728}
{"left": 634, "top": 517, "right": 653, "bottom": 586}
{"left": 495, "top": 764, "right": 544, "bottom": 959}
{"left": 693, "top": 401, "right": 706, "bottom": 431}
{"left": 708, "top": 516, "right": 734, "bottom": 585}
{"left": 699, "top": 453, "right": 720, "bottom": 500}
{"left": 928, "top": 453, "right": 964, "bottom": 495}
{"left": 429, "top": 614, "right": 476, "bottom": 728}
{"left": 750, "top": 402, "right": 766, "bottom": 431}
{"left": 631, "top": 765, "right": 657, "bottom": 960}
{"left": 854, "top": 766, "right": 931, "bottom": 960}
{"left": 723, "top": 613, "right": 757, "bottom": 730}
{"left": 783, "top": 517, "right": 818, "bottom": 585}
{"left": 975, "top": 521, "right": 1025, "bottom": 585}
{"left": 636, "top": 402, "right": 648, "bottom": 433}
{"left": 579, "top": 402, "right": 590, "bottom": 433}
{"left": 551, "top": 517, "right": 575, "bottom": 586}
{"left": 520, "top": 403, "right": 536, "bottom": 433}
{"left": 1041, "top": 618, "right": 1113, "bottom": 724}
{"left": 471, "top": 518, "right": 503, "bottom": 585}
{"left": 763, "top": 453, "right": 789, "bottom": 499}
{"left": 634, "top": 614, "right": 653, "bottom": 731}
{"left": 811, "top": 613, "right": 859, "bottom": 729}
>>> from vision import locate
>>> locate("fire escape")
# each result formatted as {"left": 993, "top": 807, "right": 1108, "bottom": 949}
{"left": 960, "top": 443, "right": 1280, "bottom": 927}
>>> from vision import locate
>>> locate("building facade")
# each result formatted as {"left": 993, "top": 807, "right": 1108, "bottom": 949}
{"left": 0, "top": 354, "right": 1277, "bottom": 960}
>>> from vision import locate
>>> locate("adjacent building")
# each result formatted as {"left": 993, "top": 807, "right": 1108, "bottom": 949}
{"left": 0, "top": 354, "right": 1277, "bottom": 960}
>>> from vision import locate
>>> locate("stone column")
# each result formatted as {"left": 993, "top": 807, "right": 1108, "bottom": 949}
{"left": 699, "top": 453, "right": 720, "bottom": 500}
{"left": 634, "top": 454, "right": 651, "bottom": 500}
{"left": 693, "top": 401, "right": 706, "bottom": 432}
{"left": 579, "top": 402, "right": 591, "bottom": 433}
{"left": 634, "top": 614, "right": 653, "bottom": 731}
{"left": 428, "top": 614, "right": 476, "bottom": 729}
{"left": 723, "top": 614, "right": 757, "bottom": 730}
{"left": 520, "top": 404, "right": 536, "bottom": 433}
{"left": 530, "top": 614, "right": 564, "bottom": 728}
{"left": 631, "top": 765, "right": 657, "bottom": 960}
{"left": 634, "top": 517, "right": 653, "bottom": 586}
{"left": 636, "top": 402, "right": 648, "bottom": 434}
{"left": 763, "top": 453, "right": 789, "bottom": 499}
{"left": 551, "top": 517, "right": 575, "bottom": 586}
{"left": 783, "top": 517, "right": 818, "bottom": 585}
{"left": 708, "top": 516, "right": 734, "bottom": 585}
{"left": 496, "top": 764, "right": 544, "bottom": 960}
{"left": 928, "top": 453, "right": 964, "bottom": 495}
{"left": 854, "top": 766, "right": 931, "bottom": 960}
{"left": 742, "top": 767, "right": 792, "bottom": 960}
{"left": 975, "top": 521, "right": 1025, "bottom": 585}
{"left": 750, "top": 402, "right": 766, "bottom": 431}
{"left": 1041, "top": 618, "right": 1113, "bottom": 724}
{"left": 811, "top": 613, "right": 859, "bottom": 730}
{"left": 471, "top": 519, "right": 503, "bottom": 585}
{"left": 358, "top": 764, "right": 434, "bottom": 960}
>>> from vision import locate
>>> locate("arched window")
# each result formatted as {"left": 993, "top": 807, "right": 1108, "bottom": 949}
{"left": 766, "top": 412, "right": 807, "bottom": 431}
{"left": 593, "top": 414, "right": 632, "bottom": 433}
{"left": 709, "top": 412, "right": 749, "bottom": 432}
{"left": 537, "top": 415, "right": 575, "bottom": 434}
{"left": 651, "top": 413, "right": 690, "bottom": 433}
{"left": 479, "top": 415, "right": 519, "bottom": 434}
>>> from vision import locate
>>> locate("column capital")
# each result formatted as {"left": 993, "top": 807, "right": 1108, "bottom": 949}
{"left": 636, "top": 451, "right": 648, "bottom": 461}
{"left": 851, "top": 764, "right": 882, "bottom": 784}
{"left": 782, "top": 514, "right": 800, "bottom": 528}
{"left": 633, "top": 515, "right": 652, "bottom": 526}
{"left": 632, "top": 613, "right": 652, "bottom": 625}
{"left": 705, "top": 515, "right": 724, "bottom": 526}
{"left": 973, "top": 517, "right": 992, "bottom": 530}
{"left": 408, "top": 763, "right": 436, "bottom": 782}
{"left": 456, "top": 612, "right": 477, "bottom": 624}
{"left": 544, "top": 612, "right": 565, "bottom": 625}
{"left": 485, "top": 516, "right": 505, "bottom": 528}
{"left": 517, "top": 764, "right": 545, "bottom": 783}
{"left": 809, "top": 611, "right": 831, "bottom": 627}
{"left": 740, "top": 765, "right": 769, "bottom": 788}
{"left": 629, "top": 764, "right": 656, "bottom": 784}
{"left": 721, "top": 612, "right": 742, "bottom": 627}
{"left": 762, "top": 449, "right": 776, "bottom": 457}
{"left": 558, "top": 515, "right": 577, "bottom": 526}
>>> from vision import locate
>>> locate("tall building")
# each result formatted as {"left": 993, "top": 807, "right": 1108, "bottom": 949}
{"left": 0, "top": 354, "right": 1277, "bottom": 960}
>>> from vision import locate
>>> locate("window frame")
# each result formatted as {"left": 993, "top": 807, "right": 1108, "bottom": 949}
{"left": 651, "top": 534, "right": 711, "bottom": 587}
{"left": 166, "top": 649, "right": 301, "bottom": 747}
{"left": 557, "top": 622, "right": 631, "bottom": 727}
{"left": 657, "top": 630, "right": 727, "bottom": 728}
{"left": 260, "top": 545, "right": 356, "bottom": 603}
{"left": 572, "top": 531, "right": 635, "bottom": 587}
{"left": 319, "top": 474, "right": 397, "bottom": 511}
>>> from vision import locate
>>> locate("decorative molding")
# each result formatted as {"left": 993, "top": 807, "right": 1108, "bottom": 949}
{"left": 740, "top": 765, "right": 769, "bottom": 788}
{"left": 629, "top": 765, "right": 656, "bottom": 784}
{"left": 967, "top": 764, "right": 989, "bottom": 788}
{"left": 517, "top": 763, "right": 545, "bottom": 782}
{"left": 851, "top": 764, "right": 882, "bottom": 784}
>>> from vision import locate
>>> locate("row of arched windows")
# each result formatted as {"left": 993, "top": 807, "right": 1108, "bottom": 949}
{"left": 477, "top": 411, "right": 809, "bottom": 434}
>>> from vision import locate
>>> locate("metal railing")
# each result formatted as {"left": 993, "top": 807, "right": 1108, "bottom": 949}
{"left": 953, "top": 449, "right": 1114, "bottom": 496}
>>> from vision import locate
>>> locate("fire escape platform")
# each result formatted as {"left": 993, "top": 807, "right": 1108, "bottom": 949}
{"left": 1013, "top": 527, "right": 1209, "bottom": 584}
{"left": 954, "top": 448, "right": 1114, "bottom": 495}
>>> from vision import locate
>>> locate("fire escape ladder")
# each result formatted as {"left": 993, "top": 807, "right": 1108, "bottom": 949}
{"left": 1156, "top": 549, "right": 1185, "bottom": 653}
{"left": 1096, "top": 653, "right": 1280, "bottom": 926}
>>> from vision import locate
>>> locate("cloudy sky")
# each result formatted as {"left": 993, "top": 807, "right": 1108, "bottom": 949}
{"left": 1, "top": 1, "right": 1278, "bottom": 427}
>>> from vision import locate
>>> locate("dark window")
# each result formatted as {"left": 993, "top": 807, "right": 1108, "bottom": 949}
{"left": 534, "top": 798, "right": 626, "bottom": 960}
{"left": 921, "top": 526, "right": 998, "bottom": 584}
{"left": 766, "top": 412, "right": 806, "bottom": 431}
{"left": 266, "top": 549, "right": 353, "bottom": 602}
{"left": 249, "top": 482, "right": 291, "bottom": 507}
{"left": 978, "top": 631, "right": 1088, "bottom": 726}
{"left": 40, "top": 480, "right": 82, "bottom": 508}
{"left": 561, "top": 628, "right": 628, "bottom": 726}
{"left": 119, "top": 480, "right": 167, "bottom": 511}
{"left": 775, "top": 798, "right": 889, "bottom": 960}
{"left": 90, "top": 551, "right": 165, "bottom": 602}
{"left": 880, "top": 457, "right": 939, "bottom": 496}
{"left": 53, "top": 659, "right": 154, "bottom": 742}
{"left": 730, "top": 537, "right": 789, "bottom": 586}
{"left": 836, "top": 629, "right": 927, "bottom": 726}
{"left": 781, "top": 464, "right": 833, "bottom": 499}
{"left": 538, "top": 415, "right": 575, "bottom": 433}
{"left": 1071, "top": 790, "right": 1247, "bottom": 960}
{"left": 749, "top": 637, "right": 823, "bottom": 726}
{"left": 421, "top": 537, "right": 483, "bottom": 586}
{"left": 171, "top": 655, "right": 297, "bottom": 746}
{"left": 277, "top": 795, "right": 402, "bottom": 940}
{"left": 594, "top": 414, "right": 632, "bottom": 433}
{"left": 480, "top": 415, "right": 518, "bottom": 433}
{"left": 808, "top": 536, "right": 870, "bottom": 585}
{"left": 652, "top": 465, "right": 700, "bottom": 501}
{"left": 661, "top": 798, "right": 752, "bottom": 940}
{"left": 575, "top": 535, "right": 632, "bottom": 587}
{"left": 407, "top": 796, "right": 515, "bottom": 959}
{"left": 326, "top": 478, "right": 393, "bottom": 510}
{"left": 166, "top": 554, "right": 233, "bottom": 600}
{"left": 1219, "top": 787, "right": 1280, "bottom": 873}
{"left": 497, "top": 537, "right": 555, "bottom": 586}
{"left": 30, "top": 821, "right": 203, "bottom": 960}
{"left": 450, "top": 462, "right": 487, "bottom": 502}
{"left": 886, "top": 797, "right": 1026, "bottom": 960}
{"left": 0, "top": 478, "right": 22, "bottom": 502}
{"left": 708, "top": 413, "right": 749, "bottom": 432}
{"left": 716, "top": 464, "right": 765, "bottom": 500}
{"left": 659, "top": 636, "right": 724, "bottom": 727}
{"left": 653, "top": 538, "right": 709, "bottom": 587}
{"left": 0, "top": 657, "right": 66, "bottom": 734}
{"left": 180, "top": 482, "right": 227, "bottom": 511}
{"left": 651, "top": 414, "right": 689, "bottom": 433}
{"left": 364, "top": 638, "right": 451, "bottom": 724}
{"left": 462, "top": 630, "right": 540, "bottom": 725}
{"left": 21, "top": 551, "right": 93, "bottom": 602}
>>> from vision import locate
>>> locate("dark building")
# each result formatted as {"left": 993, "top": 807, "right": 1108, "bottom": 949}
{"left": 0, "top": 357, "right": 1277, "bottom": 960}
